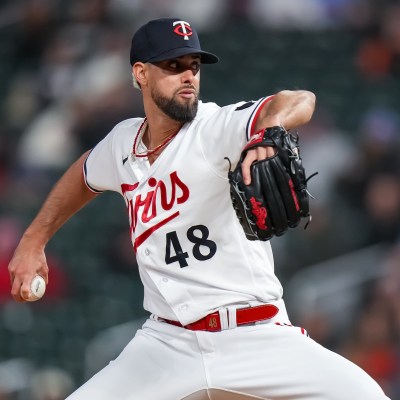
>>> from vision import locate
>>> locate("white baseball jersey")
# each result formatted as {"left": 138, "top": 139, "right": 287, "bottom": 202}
{"left": 84, "top": 97, "right": 283, "bottom": 325}
{"left": 74, "top": 98, "right": 390, "bottom": 400}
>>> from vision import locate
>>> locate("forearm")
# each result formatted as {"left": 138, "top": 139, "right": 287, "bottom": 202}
{"left": 255, "top": 90, "right": 316, "bottom": 132}
{"left": 21, "top": 150, "right": 98, "bottom": 248}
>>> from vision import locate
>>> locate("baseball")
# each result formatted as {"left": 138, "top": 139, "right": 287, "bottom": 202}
{"left": 25, "top": 275, "right": 46, "bottom": 301}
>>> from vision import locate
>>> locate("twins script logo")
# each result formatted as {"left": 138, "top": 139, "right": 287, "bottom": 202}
{"left": 121, "top": 171, "right": 190, "bottom": 251}
{"left": 173, "top": 20, "right": 192, "bottom": 40}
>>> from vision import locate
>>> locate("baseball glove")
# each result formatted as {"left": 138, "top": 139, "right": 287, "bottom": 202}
{"left": 227, "top": 126, "right": 315, "bottom": 241}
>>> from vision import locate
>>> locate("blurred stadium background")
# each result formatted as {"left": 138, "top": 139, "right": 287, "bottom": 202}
{"left": 1, "top": 0, "right": 400, "bottom": 399}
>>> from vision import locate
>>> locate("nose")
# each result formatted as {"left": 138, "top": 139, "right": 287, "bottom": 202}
{"left": 181, "top": 68, "right": 197, "bottom": 84}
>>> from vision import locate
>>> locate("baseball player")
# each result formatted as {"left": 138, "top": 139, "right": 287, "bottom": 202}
{"left": 8, "top": 18, "right": 389, "bottom": 400}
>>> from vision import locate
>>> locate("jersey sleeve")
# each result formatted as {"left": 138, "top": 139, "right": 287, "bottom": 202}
{"left": 198, "top": 96, "right": 274, "bottom": 170}
{"left": 83, "top": 127, "right": 120, "bottom": 194}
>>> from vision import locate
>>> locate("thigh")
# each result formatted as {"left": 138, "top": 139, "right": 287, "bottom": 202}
{"left": 66, "top": 319, "right": 208, "bottom": 400}
{"left": 207, "top": 323, "right": 390, "bottom": 400}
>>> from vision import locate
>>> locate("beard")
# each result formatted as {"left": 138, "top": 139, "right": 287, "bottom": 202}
{"left": 151, "top": 86, "right": 199, "bottom": 123}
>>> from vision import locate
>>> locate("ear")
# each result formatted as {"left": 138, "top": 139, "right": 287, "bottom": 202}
{"left": 132, "top": 63, "right": 147, "bottom": 88}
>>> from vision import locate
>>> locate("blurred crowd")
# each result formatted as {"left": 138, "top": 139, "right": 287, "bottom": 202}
{"left": 1, "top": 0, "right": 400, "bottom": 398}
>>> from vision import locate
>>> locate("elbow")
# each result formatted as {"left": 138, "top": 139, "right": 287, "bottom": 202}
{"left": 289, "top": 90, "right": 316, "bottom": 124}
{"left": 302, "top": 90, "right": 316, "bottom": 108}
{"left": 279, "top": 89, "right": 316, "bottom": 105}
{"left": 301, "top": 90, "right": 316, "bottom": 122}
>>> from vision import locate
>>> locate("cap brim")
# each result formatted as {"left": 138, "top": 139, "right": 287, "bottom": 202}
{"left": 146, "top": 47, "right": 219, "bottom": 64}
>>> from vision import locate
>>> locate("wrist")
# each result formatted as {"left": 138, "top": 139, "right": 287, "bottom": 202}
{"left": 21, "top": 229, "right": 48, "bottom": 249}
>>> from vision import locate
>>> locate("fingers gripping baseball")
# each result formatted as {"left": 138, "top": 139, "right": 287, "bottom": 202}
{"left": 9, "top": 245, "right": 48, "bottom": 302}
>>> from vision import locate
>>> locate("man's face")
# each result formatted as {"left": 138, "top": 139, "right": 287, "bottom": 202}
{"left": 148, "top": 55, "right": 201, "bottom": 123}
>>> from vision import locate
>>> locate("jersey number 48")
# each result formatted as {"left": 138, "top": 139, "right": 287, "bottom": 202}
{"left": 165, "top": 224, "right": 217, "bottom": 268}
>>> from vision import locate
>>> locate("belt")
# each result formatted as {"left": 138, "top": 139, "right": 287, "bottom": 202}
{"left": 161, "top": 304, "right": 279, "bottom": 332}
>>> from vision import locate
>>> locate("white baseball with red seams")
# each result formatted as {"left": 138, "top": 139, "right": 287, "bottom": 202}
{"left": 70, "top": 98, "right": 390, "bottom": 399}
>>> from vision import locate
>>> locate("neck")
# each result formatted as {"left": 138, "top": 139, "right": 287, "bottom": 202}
{"left": 143, "top": 115, "right": 183, "bottom": 149}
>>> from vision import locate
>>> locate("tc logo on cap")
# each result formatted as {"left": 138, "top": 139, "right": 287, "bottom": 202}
{"left": 173, "top": 21, "right": 192, "bottom": 41}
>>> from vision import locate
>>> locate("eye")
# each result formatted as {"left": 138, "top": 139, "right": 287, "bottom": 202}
{"left": 168, "top": 61, "right": 178, "bottom": 69}
{"left": 191, "top": 62, "right": 200, "bottom": 72}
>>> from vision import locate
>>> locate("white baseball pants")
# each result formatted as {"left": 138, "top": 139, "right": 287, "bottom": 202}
{"left": 66, "top": 306, "right": 389, "bottom": 399}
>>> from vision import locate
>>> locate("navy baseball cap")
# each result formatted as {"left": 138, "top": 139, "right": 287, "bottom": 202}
{"left": 130, "top": 18, "right": 219, "bottom": 65}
